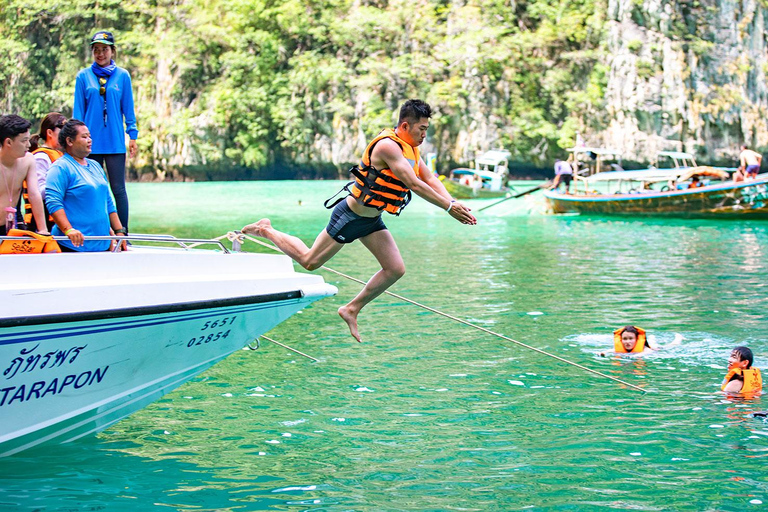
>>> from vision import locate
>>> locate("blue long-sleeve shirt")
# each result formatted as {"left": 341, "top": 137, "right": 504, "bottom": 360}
{"left": 73, "top": 66, "right": 138, "bottom": 154}
{"left": 46, "top": 154, "right": 117, "bottom": 252}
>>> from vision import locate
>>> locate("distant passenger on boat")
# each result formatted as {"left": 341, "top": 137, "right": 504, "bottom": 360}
{"left": 739, "top": 145, "right": 762, "bottom": 179}
{"left": 45, "top": 119, "right": 127, "bottom": 252}
{"left": 722, "top": 346, "right": 762, "bottom": 395}
{"left": 243, "top": 99, "right": 477, "bottom": 343}
{"left": 0, "top": 115, "right": 47, "bottom": 236}
{"left": 688, "top": 175, "right": 703, "bottom": 189}
{"left": 550, "top": 158, "right": 573, "bottom": 193}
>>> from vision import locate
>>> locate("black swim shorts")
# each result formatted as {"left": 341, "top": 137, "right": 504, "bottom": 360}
{"left": 326, "top": 199, "right": 387, "bottom": 244}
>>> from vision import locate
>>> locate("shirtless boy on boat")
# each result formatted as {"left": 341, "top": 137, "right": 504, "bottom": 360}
{"left": 243, "top": 99, "right": 476, "bottom": 342}
{"left": 0, "top": 115, "right": 47, "bottom": 235}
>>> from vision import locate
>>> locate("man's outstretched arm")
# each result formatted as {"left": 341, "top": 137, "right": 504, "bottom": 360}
{"left": 378, "top": 140, "right": 476, "bottom": 224}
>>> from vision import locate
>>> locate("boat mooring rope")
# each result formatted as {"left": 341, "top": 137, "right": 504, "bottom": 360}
{"left": 261, "top": 335, "right": 319, "bottom": 362}
{"left": 233, "top": 232, "right": 646, "bottom": 393}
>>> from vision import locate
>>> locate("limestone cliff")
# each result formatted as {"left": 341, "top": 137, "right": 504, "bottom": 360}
{"left": 601, "top": 0, "right": 768, "bottom": 164}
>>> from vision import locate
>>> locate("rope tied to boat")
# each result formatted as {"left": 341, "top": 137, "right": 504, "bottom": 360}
{"left": 235, "top": 232, "right": 646, "bottom": 393}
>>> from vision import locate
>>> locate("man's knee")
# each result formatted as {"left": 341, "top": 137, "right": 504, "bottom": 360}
{"left": 389, "top": 263, "right": 406, "bottom": 280}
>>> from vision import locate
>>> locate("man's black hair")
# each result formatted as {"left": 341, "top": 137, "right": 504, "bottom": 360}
{"left": 733, "top": 346, "right": 754, "bottom": 368}
{"left": 398, "top": 99, "right": 432, "bottom": 125}
{"left": 59, "top": 119, "right": 87, "bottom": 151}
{"left": 0, "top": 114, "right": 32, "bottom": 145}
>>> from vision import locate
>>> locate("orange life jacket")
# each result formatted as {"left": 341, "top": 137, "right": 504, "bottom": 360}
{"left": 613, "top": 326, "right": 649, "bottom": 353}
{"left": 721, "top": 367, "right": 762, "bottom": 394}
{"left": 22, "top": 147, "right": 62, "bottom": 224}
{"left": 0, "top": 228, "right": 60, "bottom": 254}
{"left": 349, "top": 128, "right": 421, "bottom": 215}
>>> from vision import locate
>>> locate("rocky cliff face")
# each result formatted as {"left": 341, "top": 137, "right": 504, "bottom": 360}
{"left": 602, "top": 0, "right": 768, "bottom": 164}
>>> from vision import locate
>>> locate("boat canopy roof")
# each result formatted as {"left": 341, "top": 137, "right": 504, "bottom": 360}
{"left": 567, "top": 146, "right": 621, "bottom": 157}
{"left": 475, "top": 149, "right": 511, "bottom": 166}
{"left": 451, "top": 168, "right": 499, "bottom": 180}
{"left": 585, "top": 168, "right": 681, "bottom": 183}
{"left": 657, "top": 151, "right": 695, "bottom": 160}
{"left": 584, "top": 166, "right": 730, "bottom": 183}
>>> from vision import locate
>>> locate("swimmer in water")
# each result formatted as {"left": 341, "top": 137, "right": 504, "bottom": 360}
{"left": 599, "top": 325, "right": 682, "bottom": 356}
{"left": 722, "top": 346, "right": 762, "bottom": 395}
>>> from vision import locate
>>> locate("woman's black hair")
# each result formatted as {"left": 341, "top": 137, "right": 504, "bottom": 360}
{"left": 58, "top": 119, "right": 86, "bottom": 152}
{"left": 30, "top": 112, "right": 66, "bottom": 152}
{"left": 622, "top": 325, "right": 639, "bottom": 336}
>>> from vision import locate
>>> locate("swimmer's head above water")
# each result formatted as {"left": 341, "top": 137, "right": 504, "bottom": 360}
{"left": 620, "top": 326, "right": 640, "bottom": 352}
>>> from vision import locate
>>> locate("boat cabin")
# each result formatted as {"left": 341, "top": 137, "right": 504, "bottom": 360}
{"left": 654, "top": 151, "right": 697, "bottom": 170}
{"left": 448, "top": 149, "right": 511, "bottom": 192}
{"left": 566, "top": 147, "right": 623, "bottom": 176}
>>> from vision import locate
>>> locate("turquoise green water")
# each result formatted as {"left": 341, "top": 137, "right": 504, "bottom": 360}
{"left": 2, "top": 181, "right": 768, "bottom": 510}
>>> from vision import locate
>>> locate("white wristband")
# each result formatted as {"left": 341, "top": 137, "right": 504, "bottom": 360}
{"left": 446, "top": 200, "right": 456, "bottom": 212}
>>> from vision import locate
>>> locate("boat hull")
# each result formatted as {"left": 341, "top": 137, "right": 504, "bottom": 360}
{"left": 442, "top": 178, "right": 509, "bottom": 200}
{"left": 544, "top": 178, "right": 768, "bottom": 218}
{"left": 0, "top": 249, "right": 336, "bottom": 456}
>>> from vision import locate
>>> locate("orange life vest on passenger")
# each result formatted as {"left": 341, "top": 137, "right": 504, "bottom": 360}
{"left": 613, "top": 326, "right": 649, "bottom": 353}
{"left": 22, "top": 147, "right": 62, "bottom": 224}
{"left": 349, "top": 128, "right": 420, "bottom": 215}
{"left": 721, "top": 367, "right": 763, "bottom": 394}
{"left": 0, "top": 228, "right": 60, "bottom": 254}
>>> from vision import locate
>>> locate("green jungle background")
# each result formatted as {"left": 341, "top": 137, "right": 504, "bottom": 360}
{"left": 2, "top": 0, "right": 766, "bottom": 180}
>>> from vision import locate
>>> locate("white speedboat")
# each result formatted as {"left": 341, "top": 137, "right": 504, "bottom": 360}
{"left": 0, "top": 234, "right": 337, "bottom": 457}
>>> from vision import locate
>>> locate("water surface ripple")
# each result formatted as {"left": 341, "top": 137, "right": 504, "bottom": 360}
{"left": 2, "top": 181, "right": 766, "bottom": 510}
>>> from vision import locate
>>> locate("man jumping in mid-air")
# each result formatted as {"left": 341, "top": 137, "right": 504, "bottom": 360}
{"left": 243, "top": 99, "right": 476, "bottom": 342}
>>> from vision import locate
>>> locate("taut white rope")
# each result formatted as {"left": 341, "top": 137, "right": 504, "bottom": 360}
{"left": 237, "top": 232, "right": 646, "bottom": 393}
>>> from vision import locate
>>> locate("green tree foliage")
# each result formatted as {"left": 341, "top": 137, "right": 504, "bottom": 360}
{"left": 1, "top": 0, "right": 608, "bottom": 178}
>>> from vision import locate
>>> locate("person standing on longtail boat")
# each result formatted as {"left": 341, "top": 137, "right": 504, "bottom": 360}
{"left": 243, "top": 99, "right": 477, "bottom": 342}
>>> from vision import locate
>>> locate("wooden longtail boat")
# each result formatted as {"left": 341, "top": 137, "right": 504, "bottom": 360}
{"left": 544, "top": 168, "right": 768, "bottom": 218}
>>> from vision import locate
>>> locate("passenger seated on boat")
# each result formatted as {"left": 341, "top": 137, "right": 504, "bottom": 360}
{"left": 733, "top": 166, "right": 746, "bottom": 183}
{"left": 45, "top": 120, "right": 127, "bottom": 252}
{"left": 722, "top": 346, "right": 762, "bottom": 395}
{"left": 688, "top": 176, "right": 704, "bottom": 189}
{"left": 460, "top": 175, "right": 472, "bottom": 186}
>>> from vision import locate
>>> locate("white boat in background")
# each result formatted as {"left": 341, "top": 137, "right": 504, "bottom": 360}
{"left": 442, "top": 149, "right": 513, "bottom": 199}
{"left": 0, "top": 235, "right": 337, "bottom": 457}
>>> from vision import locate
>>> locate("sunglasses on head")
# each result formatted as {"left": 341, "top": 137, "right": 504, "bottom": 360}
{"left": 99, "top": 77, "right": 107, "bottom": 95}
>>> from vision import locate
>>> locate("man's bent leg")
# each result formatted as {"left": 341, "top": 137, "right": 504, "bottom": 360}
{"left": 338, "top": 229, "right": 405, "bottom": 343}
{"left": 243, "top": 219, "right": 343, "bottom": 270}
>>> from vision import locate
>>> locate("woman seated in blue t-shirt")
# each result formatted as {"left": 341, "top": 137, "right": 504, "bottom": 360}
{"left": 45, "top": 119, "right": 127, "bottom": 252}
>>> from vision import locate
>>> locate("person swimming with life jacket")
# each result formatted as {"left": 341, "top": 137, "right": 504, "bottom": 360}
{"left": 242, "top": 99, "right": 477, "bottom": 342}
{"left": 722, "top": 346, "right": 762, "bottom": 395}
{"left": 599, "top": 325, "right": 683, "bottom": 356}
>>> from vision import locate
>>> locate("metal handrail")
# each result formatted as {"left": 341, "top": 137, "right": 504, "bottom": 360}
{"left": 0, "top": 234, "right": 231, "bottom": 253}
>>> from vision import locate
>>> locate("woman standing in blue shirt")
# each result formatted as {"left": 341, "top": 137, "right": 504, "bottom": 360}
{"left": 73, "top": 30, "right": 138, "bottom": 232}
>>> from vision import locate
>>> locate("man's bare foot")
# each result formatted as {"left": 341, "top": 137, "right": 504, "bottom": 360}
{"left": 242, "top": 219, "right": 272, "bottom": 237}
{"left": 338, "top": 305, "right": 362, "bottom": 343}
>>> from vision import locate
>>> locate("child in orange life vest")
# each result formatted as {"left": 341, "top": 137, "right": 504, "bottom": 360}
{"left": 722, "top": 346, "right": 763, "bottom": 394}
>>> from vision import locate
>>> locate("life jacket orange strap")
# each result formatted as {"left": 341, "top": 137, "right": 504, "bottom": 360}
{"left": 0, "top": 229, "right": 61, "bottom": 254}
